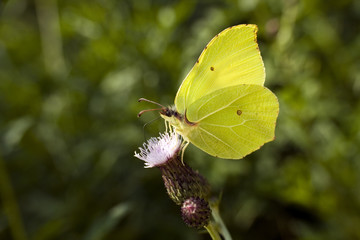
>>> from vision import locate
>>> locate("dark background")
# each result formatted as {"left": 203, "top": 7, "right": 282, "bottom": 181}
{"left": 1, "top": 0, "right": 360, "bottom": 239}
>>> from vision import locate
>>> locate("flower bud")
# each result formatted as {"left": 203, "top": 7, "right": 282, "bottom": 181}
{"left": 181, "top": 197, "right": 211, "bottom": 229}
{"left": 158, "top": 154, "right": 210, "bottom": 205}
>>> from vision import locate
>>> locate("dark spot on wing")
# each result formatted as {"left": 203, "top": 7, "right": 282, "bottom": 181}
{"left": 237, "top": 110, "right": 242, "bottom": 116}
{"left": 210, "top": 66, "right": 214, "bottom": 71}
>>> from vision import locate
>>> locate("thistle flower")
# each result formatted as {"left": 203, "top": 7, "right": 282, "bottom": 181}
{"left": 134, "top": 131, "right": 181, "bottom": 168}
{"left": 134, "top": 130, "right": 211, "bottom": 205}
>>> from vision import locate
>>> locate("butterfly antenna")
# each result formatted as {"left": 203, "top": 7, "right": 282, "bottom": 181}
{"left": 137, "top": 108, "right": 162, "bottom": 118}
{"left": 138, "top": 98, "right": 166, "bottom": 108}
{"left": 138, "top": 98, "right": 167, "bottom": 117}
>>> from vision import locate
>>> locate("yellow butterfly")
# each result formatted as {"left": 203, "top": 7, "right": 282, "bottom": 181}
{"left": 139, "top": 24, "right": 279, "bottom": 159}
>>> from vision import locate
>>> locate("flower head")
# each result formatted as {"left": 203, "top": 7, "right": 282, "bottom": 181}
{"left": 135, "top": 130, "right": 212, "bottom": 229}
{"left": 135, "top": 130, "right": 211, "bottom": 205}
{"left": 134, "top": 131, "right": 181, "bottom": 168}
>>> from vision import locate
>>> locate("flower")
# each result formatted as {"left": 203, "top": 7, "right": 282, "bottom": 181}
{"left": 135, "top": 130, "right": 211, "bottom": 205}
{"left": 134, "top": 131, "right": 181, "bottom": 168}
{"left": 135, "top": 130, "right": 212, "bottom": 229}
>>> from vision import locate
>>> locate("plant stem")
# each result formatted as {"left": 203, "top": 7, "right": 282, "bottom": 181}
{"left": 205, "top": 221, "right": 222, "bottom": 240}
{"left": 210, "top": 200, "right": 233, "bottom": 240}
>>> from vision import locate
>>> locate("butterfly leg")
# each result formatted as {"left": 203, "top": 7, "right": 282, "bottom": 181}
{"left": 180, "top": 141, "right": 189, "bottom": 164}
{"left": 164, "top": 120, "right": 168, "bottom": 132}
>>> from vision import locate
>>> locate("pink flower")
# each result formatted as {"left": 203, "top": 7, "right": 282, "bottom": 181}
{"left": 134, "top": 131, "right": 181, "bottom": 168}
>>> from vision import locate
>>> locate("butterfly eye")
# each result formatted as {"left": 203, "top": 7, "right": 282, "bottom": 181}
{"left": 160, "top": 108, "right": 172, "bottom": 117}
{"left": 159, "top": 109, "right": 167, "bottom": 116}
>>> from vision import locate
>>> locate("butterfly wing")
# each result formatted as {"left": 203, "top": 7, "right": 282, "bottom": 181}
{"left": 175, "top": 24, "right": 265, "bottom": 114}
{"left": 184, "top": 84, "right": 279, "bottom": 159}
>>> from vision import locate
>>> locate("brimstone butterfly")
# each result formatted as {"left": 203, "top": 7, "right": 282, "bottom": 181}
{"left": 139, "top": 24, "right": 279, "bottom": 159}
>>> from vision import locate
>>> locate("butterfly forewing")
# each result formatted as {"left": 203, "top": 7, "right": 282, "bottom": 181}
{"left": 175, "top": 24, "right": 265, "bottom": 114}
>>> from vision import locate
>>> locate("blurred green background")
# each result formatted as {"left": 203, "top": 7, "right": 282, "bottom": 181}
{"left": 1, "top": 0, "right": 360, "bottom": 239}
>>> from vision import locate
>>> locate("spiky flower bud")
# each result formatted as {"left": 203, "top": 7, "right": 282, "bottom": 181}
{"left": 158, "top": 154, "right": 210, "bottom": 205}
{"left": 181, "top": 197, "right": 211, "bottom": 229}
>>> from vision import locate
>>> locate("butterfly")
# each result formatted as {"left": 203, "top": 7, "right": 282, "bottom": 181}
{"left": 139, "top": 24, "right": 279, "bottom": 159}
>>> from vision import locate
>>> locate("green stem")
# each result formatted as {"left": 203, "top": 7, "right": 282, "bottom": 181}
{"left": 0, "top": 155, "right": 28, "bottom": 240}
{"left": 204, "top": 221, "right": 222, "bottom": 240}
{"left": 210, "top": 200, "right": 233, "bottom": 240}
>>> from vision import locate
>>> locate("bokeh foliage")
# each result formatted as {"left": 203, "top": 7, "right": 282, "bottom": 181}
{"left": 1, "top": 0, "right": 360, "bottom": 239}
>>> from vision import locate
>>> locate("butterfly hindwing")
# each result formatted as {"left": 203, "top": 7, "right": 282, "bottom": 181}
{"left": 185, "top": 84, "right": 279, "bottom": 159}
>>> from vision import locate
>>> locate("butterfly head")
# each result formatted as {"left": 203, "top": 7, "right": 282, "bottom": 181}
{"left": 158, "top": 105, "right": 183, "bottom": 127}
{"left": 160, "top": 106, "right": 181, "bottom": 119}
{"left": 138, "top": 98, "right": 196, "bottom": 143}
{"left": 137, "top": 98, "right": 182, "bottom": 122}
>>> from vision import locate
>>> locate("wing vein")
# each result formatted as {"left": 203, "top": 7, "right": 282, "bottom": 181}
{"left": 196, "top": 87, "right": 262, "bottom": 122}
{"left": 199, "top": 126, "right": 242, "bottom": 156}
{"left": 197, "top": 128, "right": 215, "bottom": 156}
{"left": 201, "top": 123, "right": 263, "bottom": 147}
{"left": 229, "top": 127, "right": 259, "bottom": 147}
